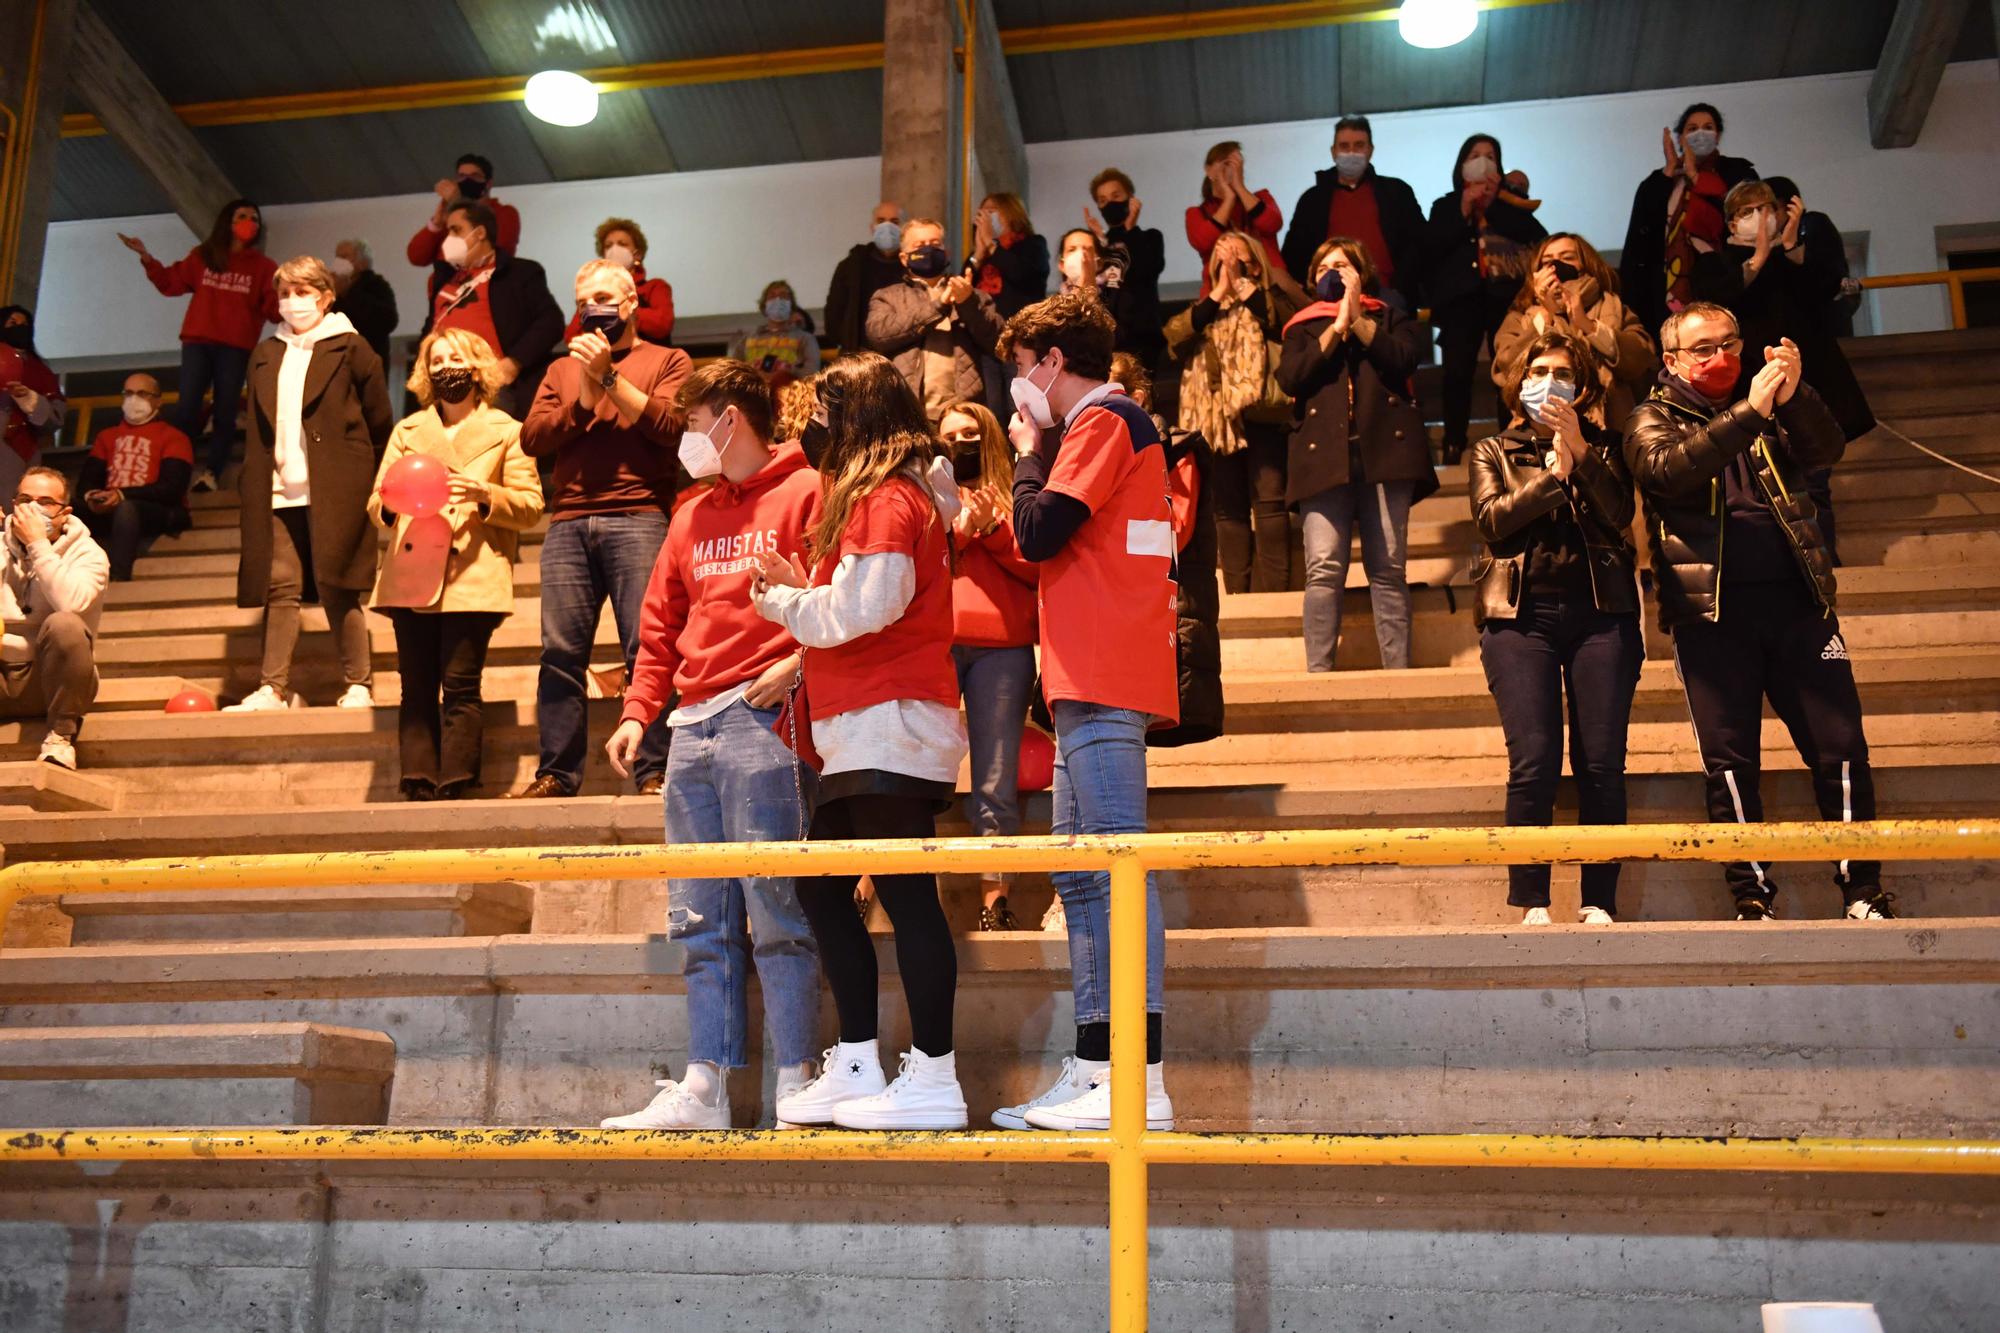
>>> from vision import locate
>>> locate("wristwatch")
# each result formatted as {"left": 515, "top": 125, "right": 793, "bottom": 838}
{"left": 599, "top": 367, "right": 619, "bottom": 392}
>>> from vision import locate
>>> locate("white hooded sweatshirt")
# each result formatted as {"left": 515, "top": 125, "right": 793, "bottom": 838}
{"left": 2, "top": 513, "right": 110, "bottom": 662}
{"left": 272, "top": 309, "right": 359, "bottom": 510}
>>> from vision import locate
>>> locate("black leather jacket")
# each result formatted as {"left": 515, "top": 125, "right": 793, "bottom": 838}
{"left": 1623, "top": 378, "right": 1845, "bottom": 630}
{"left": 1468, "top": 422, "right": 1637, "bottom": 627}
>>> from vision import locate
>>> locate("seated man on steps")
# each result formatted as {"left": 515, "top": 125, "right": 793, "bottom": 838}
{"left": 0, "top": 467, "right": 110, "bottom": 771}
{"left": 76, "top": 372, "right": 194, "bottom": 581}
{"left": 1624, "top": 301, "right": 1895, "bottom": 923}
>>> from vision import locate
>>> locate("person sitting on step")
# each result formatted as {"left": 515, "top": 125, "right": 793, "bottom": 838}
{"left": 0, "top": 467, "right": 109, "bottom": 771}
{"left": 77, "top": 373, "right": 195, "bottom": 582}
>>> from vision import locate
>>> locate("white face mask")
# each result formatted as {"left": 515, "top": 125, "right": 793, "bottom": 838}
{"left": 1730, "top": 211, "right": 1768, "bottom": 245}
{"left": 1334, "top": 151, "right": 1368, "bottom": 182}
{"left": 1682, "top": 128, "right": 1720, "bottom": 159}
{"left": 871, "top": 220, "right": 901, "bottom": 252}
{"left": 328, "top": 256, "right": 356, "bottom": 278}
{"left": 1009, "top": 354, "right": 1059, "bottom": 430}
{"left": 677, "top": 409, "right": 736, "bottom": 480}
{"left": 603, "top": 243, "right": 636, "bottom": 270}
{"left": 279, "top": 295, "right": 325, "bottom": 333}
{"left": 1060, "top": 250, "right": 1089, "bottom": 286}
{"left": 121, "top": 394, "right": 157, "bottom": 426}
{"left": 1461, "top": 155, "right": 1497, "bottom": 183}
{"left": 439, "top": 233, "right": 472, "bottom": 268}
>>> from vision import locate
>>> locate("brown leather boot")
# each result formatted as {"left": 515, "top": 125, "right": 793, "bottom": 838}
{"left": 506, "top": 775, "right": 571, "bottom": 799}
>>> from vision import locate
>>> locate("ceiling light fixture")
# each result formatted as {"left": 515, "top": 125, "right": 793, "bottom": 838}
{"left": 524, "top": 69, "right": 599, "bottom": 126}
{"left": 1398, "top": 0, "right": 1478, "bottom": 49}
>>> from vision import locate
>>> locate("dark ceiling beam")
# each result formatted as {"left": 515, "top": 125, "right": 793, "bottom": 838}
{"left": 66, "top": 0, "right": 239, "bottom": 234}
{"left": 971, "top": 0, "right": 1028, "bottom": 200}
{"left": 1868, "top": 0, "right": 1977, "bottom": 148}
{"left": 58, "top": 0, "right": 1561, "bottom": 138}
{"left": 0, "top": 0, "right": 77, "bottom": 306}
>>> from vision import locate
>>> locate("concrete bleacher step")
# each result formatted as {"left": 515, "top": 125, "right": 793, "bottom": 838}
{"left": 1, "top": 882, "right": 537, "bottom": 949}
{"left": 1, "top": 925, "right": 1993, "bottom": 1136}
{"left": 0, "top": 1021, "right": 395, "bottom": 1126}
{"left": 0, "top": 761, "right": 120, "bottom": 814}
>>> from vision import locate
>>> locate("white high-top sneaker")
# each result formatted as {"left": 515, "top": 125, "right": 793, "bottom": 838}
{"left": 991, "top": 1056, "right": 1107, "bottom": 1130}
{"left": 599, "top": 1064, "right": 730, "bottom": 1131}
{"left": 1024, "top": 1062, "right": 1174, "bottom": 1131}
{"left": 1578, "top": 906, "right": 1616, "bottom": 925}
{"left": 224, "top": 685, "right": 287, "bottom": 713}
{"left": 832, "top": 1048, "right": 968, "bottom": 1131}
{"left": 775, "top": 1041, "right": 886, "bottom": 1127}
{"left": 1520, "top": 907, "right": 1553, "bottom": 925}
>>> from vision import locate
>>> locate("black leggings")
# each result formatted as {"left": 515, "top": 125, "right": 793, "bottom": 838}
{"left": 796, "top": 792, "right": 957, "bottom": 1057}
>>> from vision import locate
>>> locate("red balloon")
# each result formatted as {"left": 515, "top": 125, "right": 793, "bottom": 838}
{"left": 379, "top": 453, "right": 451, "bottom": 518}
{"left": 165, "top": 686, "right": 216, "bottom": 713}
{"left": 1017, "top": 726, "right": 1055, "bottom": 793}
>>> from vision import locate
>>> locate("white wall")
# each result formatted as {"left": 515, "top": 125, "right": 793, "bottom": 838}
{"left": 34, "top": 61, "right": 2000, "bottom": 367}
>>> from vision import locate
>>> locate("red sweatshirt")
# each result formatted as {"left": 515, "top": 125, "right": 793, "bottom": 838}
{"left": 407, "top": 201, "right": 522, "bottom": 267}
{"left": 142, "top": 246, "right": 279, "bottom": 349}
{"left": 951, "top": 511, "right": 1037, "bottom": 648}
{"left": 1184, "top": 188, "right": 1285, "bottom": 297}
{"left": 621, "top": 441, "right": 821, "bottom": 727}
{"left": 562, "top": 268, "right": 676, "bottom": 345}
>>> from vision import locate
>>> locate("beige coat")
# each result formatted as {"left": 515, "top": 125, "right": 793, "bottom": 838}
{"left": 367, "top": 403, "right": 543, "bottom": 614}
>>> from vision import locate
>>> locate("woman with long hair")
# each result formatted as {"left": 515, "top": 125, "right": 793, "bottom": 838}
{"left": 940, "top": 399, "right": 1038, "bottom": 931}
{"left": 1165, "top": 228, "right": 1302, "bottom": 592}
{"left": 1493, "top": 232, "right": 1654, "bottom": 432}
{"left": 119, "top": 199, "right": 279, "bottom": 492}
{"left": 369, "top": 328, "right": 544, "bottom": 800}
{"left": 752, "top": 351, "right": 969, "bottom": 1131}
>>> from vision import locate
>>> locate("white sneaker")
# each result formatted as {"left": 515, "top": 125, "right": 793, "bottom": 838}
{"left": 832, "top": 1048, "right": 968, "bottom": 1131}
{"left": 775, "top": 1041, "right": 885, "bottom": 1127}
{"left": 224, "top": 685, "right": 287, "bottom": 712}
{"left": 1578, "top": 906, "right": 1615, "bottom": 925}
{"left": 1024, "top": 1062, "right": 1174, "bottom": 1131}
{"left": 37, "top": 732, "right": 76, "bottom": 770}
{"left": 190, "top": 467, "right": 218, "bottom": 493}
{"left": 1520, "top": 907, "right": 1553, "bottom": 925}
{"left": 992, "top": 1055, "right": 1107, "bottom": 1130}
{"left": 335, "top": 684, "right": 374, "bottom": 709}
{"left": 1042, "top": 897, "right": 1067, "bottom": 932}
{"left": 599, "top": 1078, "right": 729, "bottom": 1131}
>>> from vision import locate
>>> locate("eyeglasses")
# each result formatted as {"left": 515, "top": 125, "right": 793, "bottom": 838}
{"left": 12, "top": 496, "right": 66, "bottom": 513}
{"left": 1672, "top": 338, "right": 1743, "bottom": 360}
{"left": 1523, "top": 367, "right": 1578, "bottom": 384}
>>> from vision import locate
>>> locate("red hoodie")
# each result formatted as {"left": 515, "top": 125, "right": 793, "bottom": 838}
{"left": 621, "top": 440, "right": 821, "bottom": 727}
{"left": 951, "top": 511, "right": 1037, "bottom": 648}
{"left": 143, "top": 246, "right": 279, "bottom": 350}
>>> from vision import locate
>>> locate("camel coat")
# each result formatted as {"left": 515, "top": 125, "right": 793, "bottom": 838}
{"left": 367, "top": 403, "right": 543, "bottom": 614}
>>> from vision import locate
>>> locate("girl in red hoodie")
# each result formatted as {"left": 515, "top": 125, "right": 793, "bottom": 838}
{"left": 120, "top": 199, "right": 279, "bottom": 493}
{"left": 751, "top": 351, "right": 969, "bottom": 1133}
{"left": 940, "top": 400, "right": 1038, "bottom": 931}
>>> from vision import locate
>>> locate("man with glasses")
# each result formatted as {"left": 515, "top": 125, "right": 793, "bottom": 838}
{"left": 0, "top": 467, "right": 110, "bottom": 770}
{"left": 1624, "top": 302, "right": 1894, "bottom": 922}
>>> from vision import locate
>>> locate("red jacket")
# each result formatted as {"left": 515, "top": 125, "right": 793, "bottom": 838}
{"left": 562, "top": 268, "right": 676, "bottom": 345}
{"left": 621, "top": 441, "right": 820, "bottom": 727}
{"left": 1184, "top": 189, "right": 1285, "bottom": 297}
{"left": 951, "top": 511, "right": 1037, "bottom": 648}
{"left": 142, "top": 246, "right": 279, "bottom": 349}
{"left": 407, "top": 201, "right": 522, "bottom": 268}
{"left": 0, "top": 346, "right": 62, "bottom": 464}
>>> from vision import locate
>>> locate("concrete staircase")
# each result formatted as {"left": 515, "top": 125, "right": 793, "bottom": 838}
{"left": 2, "top": 327, "right": 1999, "bottom": 1331}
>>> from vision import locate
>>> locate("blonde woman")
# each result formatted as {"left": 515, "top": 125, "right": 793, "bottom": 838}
{"left": 228, "top": 255, "right": 392, "bottom": 711}
{"left": 1165, "top": 229, "right": 1302, "bottom": 592}
{"left": 369, "top": 328, "right": 544, "bottom": 799}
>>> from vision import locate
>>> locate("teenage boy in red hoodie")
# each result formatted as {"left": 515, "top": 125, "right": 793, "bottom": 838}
{"left": 599, "top": 359, "right": 824, "bottom": 1131}
{"left": 995, "top": 290, "right": 1180, "bottom": 1133}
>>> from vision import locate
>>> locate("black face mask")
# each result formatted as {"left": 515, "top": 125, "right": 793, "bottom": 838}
{"left": 578, "top": 303, "right": 628, "bottom": 344}
{"left": 1551, "top": 259, "right": 1582, "bottom": 284}
{"left": 0, "top": 325, "right": 29, "bottom": 350}
{"left": 456, "top": 176, "right": 488, "bottom": 200}
{"left": 1314, "top": 269, "right": 1345, "bottom": 303}
{"left": 432, "top": 368, "right": 477, "bottom": 404}
{"left": 800, "top": 419, "right": 832, "bottom": 470}
{"left": 1098, "top": 200, "right": 1130, "bottom": 227}
{"left": 905, "top": 245, "right": 951, "bottom": 279}
{"left": 952, "top": 448, "right": 984, "bottom": 485}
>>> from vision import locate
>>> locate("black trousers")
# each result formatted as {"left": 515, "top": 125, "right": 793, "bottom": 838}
{"left": 1671, "top": 578, "right": 1878, "bottom": 907}
{"left": 80, "top": 497, "right": 179, "bottom": 581}
{"left": 385, "top": 609, "right": 505, "bottom": 794}
{"left": 1205, "top": 420, "right": 1289, "bottom": 594}
{"left": 1479, "top": 595, "right": 1644, "bottom": 910}
{"left": 1436, "top": 289, "right": 1513, "bottom": 458}
{"left": 796, "top": 790, "right": 957, "bottom": 1057}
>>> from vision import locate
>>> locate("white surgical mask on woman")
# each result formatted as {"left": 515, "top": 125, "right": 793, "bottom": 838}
{"left": 603, "top": 243, "right": 636, "bottom": 269}
{"left": 1461, "top": 155, "right": 1497, "bottom": 183}
{"left": 279, "top": 295, "right": 325, "bottom": 333}
{"left": 1730, "top": 210, "right": 1769, "bottom": 245}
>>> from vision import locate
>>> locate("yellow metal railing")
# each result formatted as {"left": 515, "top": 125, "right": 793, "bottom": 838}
{"left": 1862, "top": 265, "right": 2000, "bottom": 330}
{"left": 4, "top": 820, "right": 2000, "bottom": 1331}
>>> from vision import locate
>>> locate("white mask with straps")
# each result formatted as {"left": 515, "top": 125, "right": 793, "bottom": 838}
{"left": 678, "top": 409, "right": 737, "bottom": 480}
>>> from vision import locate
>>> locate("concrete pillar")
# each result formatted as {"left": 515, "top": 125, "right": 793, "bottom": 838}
{"left": 881, "top": 0, "right": 962, "bottom": 245}
{"left": 970, "top": 0, "right": 1028, "bottom": 202}
{"left": 0, "top": 0, "right": 79, "bottom": 308}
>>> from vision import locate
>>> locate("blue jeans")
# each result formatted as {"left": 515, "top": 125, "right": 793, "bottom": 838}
{"left": 665, "top": 699, "right": 821, "bottom": 1069}
{"left": 1049, "top": 699, "right": 1165, "bottom": 1021}
{"left": 1300, "top": 480, "right": 1415, "bottom": 671}
{"left": 173, "top": 340, "right": 251, "bottom": 478}
{"left": 952, "top": 644, "right": 1036, "bottom": 844}
{"left": 536, "top": 512, "right": 671, "bottom": 790}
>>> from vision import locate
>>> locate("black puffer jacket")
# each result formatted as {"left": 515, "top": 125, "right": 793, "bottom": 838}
{"left": 1623, "top": 377, "right": 1846, "bottom": 630}
{"left": 1149, "top": 423, "right": 1223, "bottom": 748}
{"left": 1468, "top": 422, "right": 1637, "bottom": 628}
